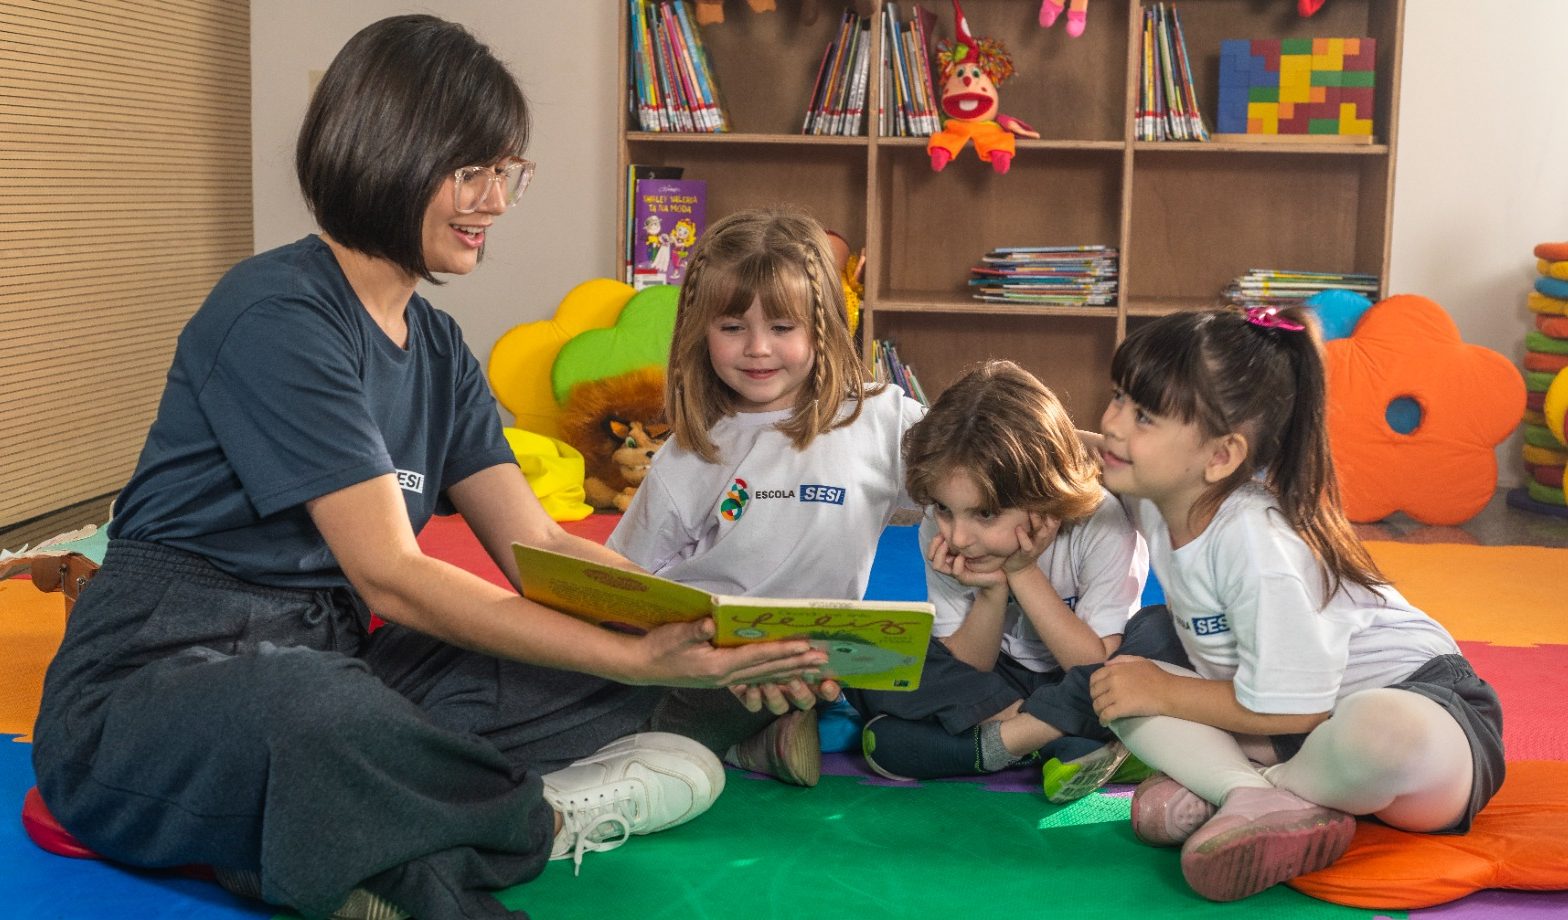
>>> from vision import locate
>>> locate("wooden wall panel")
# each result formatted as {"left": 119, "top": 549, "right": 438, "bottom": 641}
{"left": 0, "top": 0, "right": 251, "bottom": 536}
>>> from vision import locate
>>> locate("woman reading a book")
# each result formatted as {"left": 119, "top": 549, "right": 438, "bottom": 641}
{"left": 30, "top": 16, "right": 826, "bottom": 920}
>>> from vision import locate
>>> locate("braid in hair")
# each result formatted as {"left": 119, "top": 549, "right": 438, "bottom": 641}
{"left": 666, "top": 245, "right": 725, "bottom": 462}
{"left": 801, "top": 239, "right": 835, "bottom": 432}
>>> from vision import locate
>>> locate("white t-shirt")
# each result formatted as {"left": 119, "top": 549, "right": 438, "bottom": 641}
{"left": 923, "top": 491, "right": 1148, "bottom": 672}
{"left": 1124, "top": 483, "right": 1459, "bottom": 715}
{"left": 608, "top": 386, "right": 927, "bottom": 600}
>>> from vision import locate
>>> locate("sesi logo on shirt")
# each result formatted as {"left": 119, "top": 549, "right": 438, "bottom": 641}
{"left": 396, "top": 469, "right": 426, "bottom": 494}
{"left": 1190, "top": 613, "right": 1230, "bottom": 636}
{"left": 799, "top": 484, "right": 845, "bottom": 505}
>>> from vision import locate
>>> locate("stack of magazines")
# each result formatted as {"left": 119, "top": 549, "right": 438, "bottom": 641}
{"left": 968, "top": 246, "right": 1119, "bottom": 307}
{"left": 1137, "top": 3, "right": 1208, "bottom": 142}
{"left": 628, "top": 0, "right": 728, "bottom": 133}
{"left": 1223, "top": 269, "right": 1379, "bottom": 308}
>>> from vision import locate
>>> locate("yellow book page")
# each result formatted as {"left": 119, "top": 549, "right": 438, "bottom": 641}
{"left": 513, "top": 544, "right": 711, "bottom": 633}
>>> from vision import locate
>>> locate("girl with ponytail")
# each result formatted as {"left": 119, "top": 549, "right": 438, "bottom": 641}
{"left": 1083, "top": 306, "right": 1504, "bottom": 902}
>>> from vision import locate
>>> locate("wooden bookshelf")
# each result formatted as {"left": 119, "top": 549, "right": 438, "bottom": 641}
{"left": 616, "top": 0, "right": 1404, "bottom": 426}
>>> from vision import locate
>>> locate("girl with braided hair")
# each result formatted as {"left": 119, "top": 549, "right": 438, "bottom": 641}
{"left": 608, "top": 208, "right": 927, "bottom": 787}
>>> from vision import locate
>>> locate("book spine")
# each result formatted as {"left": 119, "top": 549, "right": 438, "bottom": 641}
{"left": 670, "top": 0, "right": 716, "bottom": 131}
{"left": 847, "top": 17, "right": 871, "bottom": 135}
{"left": 818, "top": 10, "right": 853, "bottom": 136}
{"left": 627, "top": 0, "right": 648, "bottom": 131}
{"left": 909, "top": 11, "right": 938, "bottom": 135}
{"left": 1138, "top": 8, "right": 1154, "bottom": 140}
{"left": 889, "top": 10, "right": 915, "bottom": 136}
{"left": 633, "top": 0, "right": 662, "bottom": 131}
{"left": 661, "top": 3, "right": 700, "bottom": 131}
{"left": 1171, "top": 5, "right": 1208, "bottom": 140}
{"left": 830, "top": 16, "right": 856, "bottom": 135}
{"left": 647, "top": 4, "right": 678, "bottom": 131}
{"left": 802, "top": 23, "right": 836, "bottom": 134}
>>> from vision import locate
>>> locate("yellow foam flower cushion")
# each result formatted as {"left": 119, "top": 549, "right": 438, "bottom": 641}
{"left": 487, "top": 279, "right": 635, "bottom": 438}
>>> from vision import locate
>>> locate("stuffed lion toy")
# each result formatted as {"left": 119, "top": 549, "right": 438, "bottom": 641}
{"left": 557, "top": 367, "right": 670, "bottom": 512}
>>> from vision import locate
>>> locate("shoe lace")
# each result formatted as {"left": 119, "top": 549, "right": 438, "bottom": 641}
{"left": 554, "top": 786, "right": 642, "bottom": 876}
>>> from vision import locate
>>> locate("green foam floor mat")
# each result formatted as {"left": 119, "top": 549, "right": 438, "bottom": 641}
{"left": 497, "top": 770, "right": 1396, "bottom": 920}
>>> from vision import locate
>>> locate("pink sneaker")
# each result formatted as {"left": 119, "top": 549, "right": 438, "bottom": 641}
{"left": 1179, "top": 786, "right": 1357, "bottom": 902}
{"left": 1130, "top": 773, "right": 1216, "bottom": 847}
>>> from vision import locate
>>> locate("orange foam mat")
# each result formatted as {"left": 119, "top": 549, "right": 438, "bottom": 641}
{"left": 1290, "top": 760, "right": 1568, "bottom": 909}
{"left": 1365, "top": 542, "right": 1568, "bottom": 647}
{"left": 0, "top": 579, "right": 66, "bottom": 743}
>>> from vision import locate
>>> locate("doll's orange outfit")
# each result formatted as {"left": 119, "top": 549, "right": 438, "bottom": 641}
{"left": 928, "top": 119, "right": 1016, "bottom": 163}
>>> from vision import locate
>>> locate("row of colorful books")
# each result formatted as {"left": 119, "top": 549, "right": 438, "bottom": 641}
{"left": 872, "top": 339, "right": 929, "bottom": 406}
{"left": 968, "top": 246, "right": 1119, "bottom": 307}
{"left": 879, "top": 2, "right": 941, "bottom": 138}
{"left": 1137, "top": 3, "right": 1209, "bottom": 142}
{"left": 1223, "top": 269, "right": 1379, "bottom": 308}
{"left": 628, "top": 0, "right": 728, "bottom": 133}
{"left": 802, "top": 9, "right": 871, "bottom": 136}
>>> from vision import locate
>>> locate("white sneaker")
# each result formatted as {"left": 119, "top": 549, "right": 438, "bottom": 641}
{"left": 543, "top": 732, "right": 725, "bottom": 874}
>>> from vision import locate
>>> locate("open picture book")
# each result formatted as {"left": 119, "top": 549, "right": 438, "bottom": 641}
{"left": 513, "top": 544, "right": 934, "bottom": 690}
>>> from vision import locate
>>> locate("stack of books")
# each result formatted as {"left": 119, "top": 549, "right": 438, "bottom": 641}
{"left": 628, "top": 0, "right": 728, "bottom": 133}
{"left": 968, "top": 246, "right": 1119, "bottom": 307}
{"left": 1137, "top": 3, "right": 1208, "bottom": 142}
{"left": 879, "top": 2, "right": 940, "bottom": 138}
{"left": 872, "top": 339, "right": 929, "bottom": 406}
{"left": 1223, "top": 269, "right": 1379, "bottom": 308}
{"left": 802, "top": 9, "right": 872, "bottom": 135}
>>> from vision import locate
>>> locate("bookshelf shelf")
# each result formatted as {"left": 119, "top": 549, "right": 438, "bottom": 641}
{"left": 616, "top": 0, "right": 1403, "bottom": 425}
{"left": 1133, "top": 141, "right": 1392, "bottom": 156}
{"left": 628, "top": 132, "right": 871, "bottom": 147}
{"left": 876, "top": 295, "right": 1121, "bottom": 319}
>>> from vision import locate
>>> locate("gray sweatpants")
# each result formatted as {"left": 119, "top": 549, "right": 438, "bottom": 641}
{"left": 31, "top": 540, "right": 664, "bottom": 920}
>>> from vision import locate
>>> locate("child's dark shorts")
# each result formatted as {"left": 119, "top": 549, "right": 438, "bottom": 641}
{"left": 1269, "top": 652, "right": 1504, "bottom": 834}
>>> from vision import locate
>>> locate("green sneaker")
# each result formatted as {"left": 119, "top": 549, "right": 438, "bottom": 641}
{"left": 1042, "top": 740, "right": 1147, "bottom": 804}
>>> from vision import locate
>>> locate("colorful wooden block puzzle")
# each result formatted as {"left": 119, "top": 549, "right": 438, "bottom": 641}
{"left": 1217, "top": 37, "right": 1375, "bottom": 137}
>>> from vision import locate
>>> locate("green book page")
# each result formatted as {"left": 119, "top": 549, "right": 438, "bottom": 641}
{"left": 712, "top": 597, "right": 934, "bottom": 691}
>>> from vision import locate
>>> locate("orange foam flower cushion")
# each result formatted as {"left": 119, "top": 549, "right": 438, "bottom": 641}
{"left": 1325, "top": 294, "right": 1525, "bottom": 524}
{"left": 1289, "top": 760, "right": 1568, "bottom": 909}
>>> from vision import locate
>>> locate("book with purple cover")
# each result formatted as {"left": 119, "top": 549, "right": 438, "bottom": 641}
{"left": 631, "top": 177, "right": 706, "bottom": 289}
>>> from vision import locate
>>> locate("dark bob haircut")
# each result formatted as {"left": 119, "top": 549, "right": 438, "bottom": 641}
{"left": 296, "top": 15, "right": 529, "bottom": 283}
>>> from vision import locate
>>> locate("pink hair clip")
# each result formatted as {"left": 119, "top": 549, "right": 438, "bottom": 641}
{"left": 1244, "top": 305, "right": 1305, "bottom": 332}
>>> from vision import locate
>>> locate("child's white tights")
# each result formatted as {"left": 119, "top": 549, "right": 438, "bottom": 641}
{"left": 1113, "top": 663, "right": 1475, "bottom": 832}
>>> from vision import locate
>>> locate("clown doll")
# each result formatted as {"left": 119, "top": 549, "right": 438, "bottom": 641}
{"left": 928, "top": 0, "right": 1038, "bottom": 174}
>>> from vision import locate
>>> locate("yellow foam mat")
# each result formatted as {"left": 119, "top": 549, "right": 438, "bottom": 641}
{"left": 0, "top": 579, "right": 66, "bottom": 742}
{"left": 1366, "top": 542, "right": 1568, "bottom": 647}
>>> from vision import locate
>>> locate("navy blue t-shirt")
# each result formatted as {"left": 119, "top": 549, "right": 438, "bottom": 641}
{"left": 110, "top": 235, "right": 516, "bottom": 587}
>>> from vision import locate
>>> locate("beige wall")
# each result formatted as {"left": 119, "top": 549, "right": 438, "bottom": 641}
{"left": 250, "top": 0, "right": 621, "bottom": 385}
{"left": 1389, "top": 0, "right": 1568, "bottom": 485}
{"left": 251, "top": 1, "right": 1568, "bottom": 487}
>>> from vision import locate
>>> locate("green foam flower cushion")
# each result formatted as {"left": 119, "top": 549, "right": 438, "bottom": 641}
{"left": 551, "top": 284, "right": 679, "bottom": 404}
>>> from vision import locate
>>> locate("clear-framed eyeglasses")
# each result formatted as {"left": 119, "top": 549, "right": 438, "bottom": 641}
{"left": 453, "top": 158, "right": 535, "bottom": 214}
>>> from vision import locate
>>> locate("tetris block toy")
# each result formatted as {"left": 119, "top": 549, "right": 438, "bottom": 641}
{"left": 1216, "top": 38, "right": 1375, "bottom": 139}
